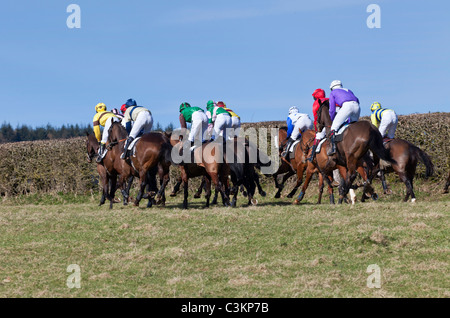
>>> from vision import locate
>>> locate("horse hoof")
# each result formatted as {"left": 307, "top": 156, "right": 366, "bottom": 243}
{"left": 287, "top": 194, "right": 293, "bottom": 199}
{"left": 170, "top": 192, "right": 177, "bottom": 197}
{"left": 411, "top": 198, "right": 416, "bottom": 203}
{"left": 260, "top": 191, "right": 267, "bottom": 197}
{"left": 193, "top": 193, "right": 201, "bottom": 199}
{"left": 384, "top": 189, "right": 393, "bottom": 195}
{"left": 293, "top": 200, "right": 300, "bottom": 205}
{"left": 371, "top": 193, "right": 379, "bottom": 201}
{"left": 250, "top": 198, "right": 258, "bottom": 206}
{"left": 274, "top": 194, "right": 281, "bottom": 199}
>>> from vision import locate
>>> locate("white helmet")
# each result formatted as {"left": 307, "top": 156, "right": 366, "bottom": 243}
{"left": 330, "top": 80, "right": 343, "bottom": 90}
{"left": 289, "top": 106, "right": 299, "bottom": 114}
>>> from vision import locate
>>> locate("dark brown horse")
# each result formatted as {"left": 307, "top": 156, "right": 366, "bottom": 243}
{"left": 86, "top": 132, "right": 134, "bottom": 208}
{"left": 109, "top": 122, "right": 172, "bottom": 207}
{"left": 293, "top": 129, "right": 377, "bottom": 205}
{"left": 267, "top": 128, "right": 298, "bottom": 198}
{"left": 169, "top": 135, "right": 231, "bottom": 209}
{"left": 377, "top": 139, "right": 434, "bottom": 202}
{"left": 315, "top": 100, "right": 391, "bottom": 203}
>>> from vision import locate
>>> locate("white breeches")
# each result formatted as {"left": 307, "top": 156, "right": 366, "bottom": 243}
{"left": 291, "top": 116, "right": 314, "bottom": 140}
{"left": 378, "top": 110, "right": 398, "bottom": 139}
{"left": 214, "top": 113, "right": 232, "bottom": 140}
{"left": 101, "top": 117, "right": 121, "bottom": 144}
{"left": 189, "top": 111, "right": 209, "bottom": 143}
{"left": 129, "top": 111, "right": 153, "bottom": 139}
{"left": 331, "top": 101, "right": 360, "bottom": 132}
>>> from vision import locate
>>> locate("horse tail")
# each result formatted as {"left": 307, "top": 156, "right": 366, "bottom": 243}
{"left": 369, "top": 128, "right": 396, "bottom": 164}
{"left": 413, "top": 145, "right": 434, "bottom": 178}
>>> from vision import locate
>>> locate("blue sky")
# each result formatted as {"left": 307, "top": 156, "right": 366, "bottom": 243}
{"left": 0, "top": 0, "right": 448, "bottom": 128}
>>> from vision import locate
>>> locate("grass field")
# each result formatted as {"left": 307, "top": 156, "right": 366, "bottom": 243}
{"left": 0, "top": 179, "right": 448, "bottom": 298}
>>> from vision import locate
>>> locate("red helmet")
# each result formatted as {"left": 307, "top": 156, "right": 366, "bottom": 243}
{"left": 312, "top": 89, "right": 326, "bottom": 100}
{"left": 120, "top": 104, "right": 127, "bottom": 114}
{"left": 217, "top": 101, "right": 226, "bottom": 107}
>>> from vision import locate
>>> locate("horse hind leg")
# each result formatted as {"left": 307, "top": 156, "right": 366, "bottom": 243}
{"left": 194, "top": 177, "right": 206, "bottom": 199}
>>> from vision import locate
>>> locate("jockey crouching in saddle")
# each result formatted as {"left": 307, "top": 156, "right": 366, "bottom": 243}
{"left": 282, "top": 106, "right": 313, "bottom": 160}
{"left": 179, "top": 102, "right": 209, "bottom": 151}
{"left": 327, "top": 80, "right": 361, "bottom": 156}
{"left": 217, "top": 101, "right": 241, "bottom": 137}
{"left": 121, "top": 99, "right": 153, "bottom": 160}
{"left": 370, "top": 102, "right": 398, "bottom": 144}
{"left": 93, "top": 103, "right": 121, "bottom": 163}
{"left": 206, "top": 100, "right": 232, "bottom": 142}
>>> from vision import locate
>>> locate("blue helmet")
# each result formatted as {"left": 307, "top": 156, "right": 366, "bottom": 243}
{"left": 125, "top": 99, "right": 137, "bottom": 107}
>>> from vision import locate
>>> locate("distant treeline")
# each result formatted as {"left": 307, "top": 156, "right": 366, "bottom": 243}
{"left": 0, "top": 122, "right": 175, "bottom": 143}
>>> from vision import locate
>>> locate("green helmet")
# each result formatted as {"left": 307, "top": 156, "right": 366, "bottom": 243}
{"left": 179, "top": 102, "right": 191, "bottom": 112}
{"left": 207, "top": 100, "right": 215, "bottom": 109}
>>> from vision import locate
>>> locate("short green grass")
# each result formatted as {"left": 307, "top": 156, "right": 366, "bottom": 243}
{"left": 0, "top": 180, "right": 449, "bottom": 298}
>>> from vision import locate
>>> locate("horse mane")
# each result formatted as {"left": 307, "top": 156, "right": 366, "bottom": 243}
{"left": 279, "top": 126, "right": 287, "bottom": 131}
{"left": 108, "top": 121, "right": 128, "bottom": 143}
{"left": 317, "top": 99, "right": 330, "bottom": 130}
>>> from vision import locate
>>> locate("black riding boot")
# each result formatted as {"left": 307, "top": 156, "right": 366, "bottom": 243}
{"left": 283, "top": 138, "right": 295, "bottom": 159}
{"left": 96, "top": 143, "right": 106, "bottom": 163}
{"left": 327, "top": 130, "right": 336, "bottom": 156}
{"left": 121, "top": 136, "right": 134, "bottom": 159}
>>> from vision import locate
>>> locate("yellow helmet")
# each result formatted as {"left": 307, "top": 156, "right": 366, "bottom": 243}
{"left": 95, "top": 103, "right": 107, "bottom": 113}
{"left": 371, "top": 102, "right": 381, "bottom": 112}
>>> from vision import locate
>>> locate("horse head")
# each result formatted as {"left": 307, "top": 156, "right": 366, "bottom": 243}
{"left": 108, "top": 121, "right": 128, "bottom": 144}
{"left": 86, "top": 132, "right": 99, "bottom": 163}
{"left": 317, "top": 99, "right": 332, "bottom": 132}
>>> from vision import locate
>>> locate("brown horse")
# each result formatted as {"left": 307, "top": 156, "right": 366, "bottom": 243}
{"left": 86, "top": 132, "right": 134, "bottom": 208}
{"left": 377, "top": 139, "right": 434, "bottom": 202}
{"left": 293, "top": 129, "right": 377, "bottom": 205}
{"left": 315, "top": 100, "right": 393, "bottom": 203}
{"left": 109, "top": 122, "right": 172, "bottom": 207}
{"left": 277, "top": 127, "right": 330, "bottom": 200}
{"left": 168, "top": 135, "right": 231, "bottom": 209}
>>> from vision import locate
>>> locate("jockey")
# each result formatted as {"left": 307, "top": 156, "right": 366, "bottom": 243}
{"left": 121, "top": 98, "right": 154, "bottom": 159}
{"left": 111, "top": 108, "right": 124, "bottom": 120}
{"left": 308, "top": 88, "right": 329, "bottom": 162}
{"left": 92, "top": 102, "right": 120, "bottom": 163}
{"left": 217, "top": 101, "right": 241, "bottom": 137}
{"left": 206, "top": 100, "right": 232, "bottom": 141}
{"left": 179, "top": 102, "right": 209, "bottom": 151}
{"left": 328, "top": 80, "right": 361, "bottom": 155}
{"left": 370, "top": 102, "right": 398, "bottom": 141}
{"left": 282, "top": 106, "right": 313, "bottom": 159}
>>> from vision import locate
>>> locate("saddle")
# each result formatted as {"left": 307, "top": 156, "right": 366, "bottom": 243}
{"left": 128, "top": 137, "right": 141, "bottom": 157}
{"left": 289, "top": 140, "right": 301, "bottom": 159}
{"left": 334, "top": 122, "right": 353, "bottom": 143}
{"left": 383, "top": 137, "right": 394, "bottom": 146}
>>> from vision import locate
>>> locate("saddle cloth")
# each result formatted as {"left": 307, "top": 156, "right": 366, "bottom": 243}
{"left": 287, "top": 139, "right": 301, "bottom": 160}
{"left": 316, "top": 139, "right": 327, "bottom": 153}
{"left": 335, "top": 123, "right": 351, "bottom": 143}
{"left": 129, "top": 137, "right": 141, "bottom": 157}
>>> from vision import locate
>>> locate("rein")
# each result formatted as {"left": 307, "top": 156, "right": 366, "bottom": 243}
{"left": 107, "top": 138, "right": 127, "bottom": 150}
